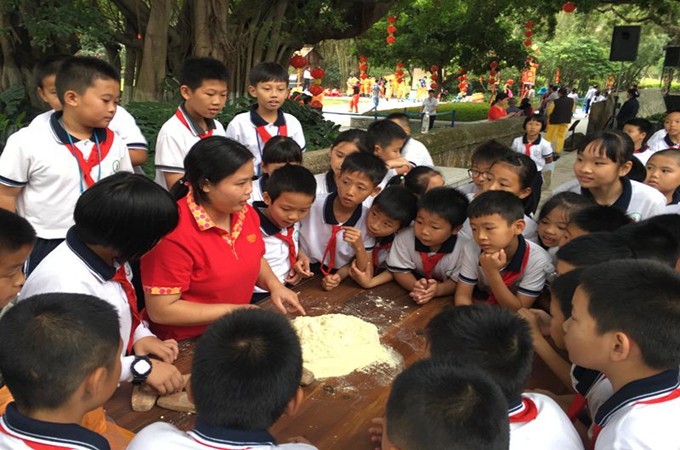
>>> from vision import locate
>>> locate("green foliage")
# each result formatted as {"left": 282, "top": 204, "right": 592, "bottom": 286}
{"left": 0, "top": 84, "right": 28, "bottom": 118}
{"left": 373, "top": 102, "right": 490, "bottom": 122}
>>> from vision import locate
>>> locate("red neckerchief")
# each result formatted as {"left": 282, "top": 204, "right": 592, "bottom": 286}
{"left": 486, "top": 244, "right": 531, "bottom": 305}
{"left": 372, "top": 241, "right": 394, "bottom": 268}
{"left": 508, "top": 397, "right": 539, "bottom": 423}
{"left": 321, "top": 225, "right": 342, "bottom": 276}
{"left": 274, "top": 227, "right": 297, "bottom": 269}
{"left": 175, "top": 109, "right": 214, "bottom": 139}
{"left": 633, "top": 143, "right": 649, "bottom": 154}
{"left": 63, "top": 128, "right": 114, "bottom": 188}
{"left": 256, "top": 123, "right": 288, "bottom": 145}
{"left": 419, "top": 252, "right": 446, "bottom": 279}
{"left": 112, "top": 265, "right": 143, "bottom": 355}
{"left": 567, "top": 393, "right": 588, "bottom": 421}
{"left": 523, "top": 135, "right": 540, "bottom": 156}
{"left": 589, "top": 424, "right": 603, "bottom": 450}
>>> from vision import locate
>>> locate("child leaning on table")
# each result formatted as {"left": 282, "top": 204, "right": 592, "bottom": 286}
{"left": 128, "top": 309, "right": 317, "bottom": 450}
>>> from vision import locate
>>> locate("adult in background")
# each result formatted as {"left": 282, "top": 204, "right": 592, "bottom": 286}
{"left": 545, "top": 87, "right": 574, "bottom": 156}
{"left": 583, "top": 84, "right": 598, "bottom": 114}
{"left": 616, "top": 88, "right": 640, "bottom": 129}
{"left": 488, "top": 92, "right": 522, "bottom": 121}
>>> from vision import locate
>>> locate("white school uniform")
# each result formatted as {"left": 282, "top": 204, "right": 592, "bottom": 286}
{"left": 0, "top": 403, "right": 109, "bottom": 450}
{"left": 373, "top": 234, "right": 395, "bottom": 269}
{"left": 456, "top": 181, "right": 478, "bottom": 196}
{"left": 553, "top": 177, "right": 666, "bottom": 222}
{"left": 225, "top": 106, "right": 305, "bottom": 176}
{"left": 0, "top": 111, "right": 132, "bottom": 239}
{"left": 401, "top": 137, "right": 434, "bottom": 167}
{"left": 649, "top": 133, "right": 680, "bottom": 153}
{"left": 313, "top": 170, "right": 392, "bottom": 209}
{"left": 647, "top": 129, "right": 666, "bottom": 148}
{"left": 511, "top": 135, "right": 553, "bottom": 172}
{"left": 570, "top": 365, "right": 613, "bottom": 424}
{"left": 457, "top": 235, "right": 553, "bottom": 299}
{"left": 459, "top": 215, "right": 539, "bottom": 244}
{"left": 248, "top": 176, "right": 268, "bottom": 204}
{"left": 299, "top": 192, "right": 375, "bottom": 271}
{"left": 632, "top": 144, "right": 657, "bottom": 165}
{"left": 363, "top": 169, "right": 396, "bottom": 209}
{"left": 154, "top": 104, "right": 226, "bottom": 189}
{"left": 509, "top": 392, "right": 584, "bottom": 450}
{"left": 19, "top": 229, "right": 155, "bottom": 383}
{"left": 386, "top": 227, "right": 467, "bottom": 281}
{"left": 127, "top": 421, "right": 317, "bottom": 450}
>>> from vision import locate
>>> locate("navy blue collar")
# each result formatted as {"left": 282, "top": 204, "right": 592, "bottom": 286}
{"left": 507, "top": 396, "right": 524, "bottom": 414}
{"left": 65, "top": 227, "right": 116, "bottom": 282}
{"left": 1, "top": 403, "right": 110, "bottom": 450}
{"left": 258, "top": 175, "right": 268, "bottom": 194}
{"left": 581, "top": 177, "right": 632, "bottom": 213}
{"left": 250, "top": 104, "right": 286, "bottom": 127}
{"left": 664, "top": 133, "right": 680, "bottom": 149}
{"left": 178, "top": 103, "right": 216, "bottom": 135}
{"left": 253, "top": 201, "right": 284, "bottom": 236}
{"left": 415, "top": 234, "right": 458, "bottom": 254}
{"left": 594, "top": 368, "right": 680, "bottom": 426}
{"left": 377, "top": 234, "right": 396, "bottom": 247}
{"left": 572, "top": 366, "right": 606, "bottom": 397}
{"left": 400, "top": 136, "right": 411, "bottom": 155}
{"left": 522, "top": 134, "right": 542, "bottom": 145}
{"left": 323, "top": 192, "right": 362, "bottom": 227}
{"left": 49, "top": 110, "right": 107, "bottom": 145}
{"left": 190, "top": 419, "right": 276, "bottom": 447}
{"left": 325, "top": 170, "right": 337, "bottom": 193}
{"left": 505, "top": 234, "right": 527, "bottom": 272}
{"left": 670, "top": 188, "right": 680, "bottom": 206}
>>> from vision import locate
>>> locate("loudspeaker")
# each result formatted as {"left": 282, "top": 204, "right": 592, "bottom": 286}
{"left": 664, "top": 47, "right": 680, "bottom": 67}
{"left": 609, "top": 26, "right": 641, "bottom": 62}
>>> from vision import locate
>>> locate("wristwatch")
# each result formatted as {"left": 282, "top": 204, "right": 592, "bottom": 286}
{"left": 131, "top": 356, "right": 153, "bottom": 384}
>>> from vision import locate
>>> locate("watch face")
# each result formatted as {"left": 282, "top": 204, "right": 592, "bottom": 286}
{"left": 134, "top": 359, "right": 152, "bottom": 375}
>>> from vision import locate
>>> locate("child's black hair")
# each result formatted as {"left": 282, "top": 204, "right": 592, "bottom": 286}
{"left": 468, "top": 190, "right": 524, "bottom": 225}
{"left": 75, "top": 173, "right": 179, "bottom": 262}
{"left": 557, "top": 232, "right": 633, "bottom": 268}
{"left": 366, "top": 119, "right": 408, "bottom": 150}
{"left": 55, "top": 56, "right": 120, "bottom": 104}
{"left": 0, "top": 293, "right": 120, "bottom": 410}
{"left": 550, "top": 268, "right": 585, "bottom": 318}
{"left": 179, "top": 57, "right": 229, "bottom": 91}
{"left": 386, "top": 357, "right": 509, "bottom": 450}
{"left": 538, "top": 192, "right": 594, "bottom": 223}
{"left": 264, "top": 164, "right": 316, "bottom": 203}
{"left": 426, "top": 304, "right": 533, "bottom": 403}
{"left": 33, "top": 54, "right": 69, "bottom": 89}
{"left": 470, "top": 140, "right": 512, "bottom": 166}
{"left": 261, "top": 136, "right": 303, "bottom": 166}
{"left": 577, "top": 130, "right": 633, "bottom": 165}
{"left": 568, "top": 205, "right": 633, "bottom": 233}
{"left": 615, "top": 222, "right": 680, "bottom": 268}
{"left": 492, "top": 152, "right": 538, "bottom": 191}
{"left": 648, "top": 148, "right": 680, "bottom": 167}
{"left": 249, "top": 62, "right": 288, "bottom": 86}
{"left": 643, "top": 214, "right": 680, "bottom": 244}
{"left": 0, "top": 209, "right": 36, "bottom": 254}
{"left": 371, "top": 186, "right": 417, "bottom": 228}
{"left": 387, "top": 166, "right": 443, "bottom": 196}
{"left": 623, "top": 118, "right": 652, "bottom": 140}
{"left": 523, "top": 112, "right": 547, "bottom": 132}
{"left": 191, "top": 309, "right": 302, "bottom": 429}
{"left": 627, "top": 156, "right": 647, "bottom": 182}
{"left": 580, "top": 260, "right": 680, "bottom": 370}
{"left": 385, "top": 112, "right": 410, "bottom": 128}
{"left": 339, "top": 152, "right": 388, "bottom": 188}
{"left": 417, "top": 187, "right": 469, "bottom": 228}
{"left": 331, "top": 129, "right": 373, "bottom": 154}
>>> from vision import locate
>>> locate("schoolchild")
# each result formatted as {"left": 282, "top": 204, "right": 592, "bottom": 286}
{"left": 560, "top": 205, "right": 632, "bottom": 246}
{"left": 155, "top": 57, "right": 228, "bottom": 189}
{"left": 455, "top": 191, "right": 553, "bottom": 311}
{"left": 0, "top": 56, "right": 132, "bottom": 274}
{"left": 314, "top": 129, "right": 373, "bottom": 196}
{"left": 614, "top": 221, "right": 680, "bottom": 269}
{"left": 249, "top": 136, "right": 303, "bottom": 204}
{"left": 622, "top": 118, "right": 653, "bottom": 164}
{"left": 386, "top": 166, "right": 445, "bottom": 197}
{"left": 300, "top": 152, "right": 386, "bottom": 291}
{"left": 555, "top": 233, "right": 633, "bottom": 275}
{"left": 226, "top": 62, "right": 305, "bottom": 176}
{"left": 644, "top": 149, "right": 680, "bottom": 207}
{"left": 511, "top": 113, "right": 553, "bottom": 212}
{"left": 536, "top": 192, "right": 593, "bottom": 261}
{"left": 367, "top": 119, "right": 411, "bottom": 178}
{"left": 385, "top": 112, "right": 435, "bottom": 167}
{"left": 252, "top": 164, "right": 316, "bottom": 303}
{"left": 387, "top": 187, "right": 469, "bottom": 305}
{"left": 0, "top": 210, "right": 35, "bottom": 310}
{"left": 648, "top": 110, "right": 680, "bottom": 154}
{"left": 456, "top": 139, "right": 511, "bottom": 196}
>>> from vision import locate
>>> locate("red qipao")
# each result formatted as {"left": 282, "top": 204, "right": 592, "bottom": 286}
{"left": 141, "top": 189, "right": 264, "bottom": 340}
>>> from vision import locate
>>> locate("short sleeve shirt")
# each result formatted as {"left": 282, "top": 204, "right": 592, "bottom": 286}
{"left": 511, "top": 135, "right": 553, "bottom": 172}
{"left": 401, "top": 137, "right": 434, "bottom": 167}
{"left": 488, "top": 105, "right": 507, "bottom": 120}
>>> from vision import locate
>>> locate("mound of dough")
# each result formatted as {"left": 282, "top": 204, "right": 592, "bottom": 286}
{"left": 292, "top": 313, "right": 397, "bottom": 379}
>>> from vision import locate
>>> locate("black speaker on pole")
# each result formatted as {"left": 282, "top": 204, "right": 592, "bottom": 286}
{"left": 609, "top": 26, "right": 641, "bottom": 62}
{"left": 664, "top": 47, "right": 680, "bottom": 67}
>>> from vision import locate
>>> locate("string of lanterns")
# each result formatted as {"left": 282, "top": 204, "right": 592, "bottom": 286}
{"left": 386, "top": 16, "right": 397, "bottom": 45}
{"left": 430, "top": 65, "right": 439, "bottom": 89}
{"left": 359, "top": 56, "right": 368, "bottom": 80}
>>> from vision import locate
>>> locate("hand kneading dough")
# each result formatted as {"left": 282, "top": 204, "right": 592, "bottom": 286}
{"left": 292, "top": 314, "right": 398, "bottom": 379}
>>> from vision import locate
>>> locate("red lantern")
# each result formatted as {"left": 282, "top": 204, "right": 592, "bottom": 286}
{"left": 289, "top": 55, "right": 307, "bottom": 69}
{"left": 525, "top": 30, "right": 533, "bottom": 37}
{"left": 387, "top": 25, "right": 397, "bottom": 34}
{"left": 458, "top": 83, "right": 464, "bottom": 90}
{"left": 506, "top": 79, "right": 515, "bottom": 85}
{"left": 524, "top": 39, "right": 532, "bottom": 47}
{"left": 458, "top": 68, "right": 465, "bottom": 74}
{"left": 359, "top": 56, "right": 368, "bottom": 63}
{"left": 462, "top": 74, "right": 467, "bottom": 80}
{"left": 360, "top": 73, "right": 368, "bottom": 80}
{"left": 396, "top": 62, "right": 405, "bottom": 68}
{"left": 489, "top": 70, "right": 497, "bottom": 77}
{"left": 395, "top": 70, "right": 404, "bottom": 77}
{"left": 458, "top": 75, "right": 464, "bottom": 82}
{"left": 562, "top": 2, "right": 576, "bottom": 13}
{"left": 430, "top": 83, "right": 437, "bottom": 89}
{"left": 309, "top": 85, "right": 324, "bottom": 96}
{"left": 489, "top": 77, "right": 496, "bottom": 84}
{"left": 490, "top": 61, "right": 498, "bottom": 69}
{"left": 387, "top": 15, "right": 397, "bottom": 24}
{"left": 431, "top": 74, "right": 439, "bottom": 81}
{"left": 360, "top": 64, "right": 368, "bottom": 71}
{"left": 397, "top": 78, "right": 403, "bottom": 83}
{"left": 310, "top": 67, "right": 325, "bottom": 79}
{"left": 386, "top": 36, "right": 396, "bottom": 44}
{"left": 430, "top": 65, "right": 439, "bottom": 73}
{"left": 525, "top": 21, "right": 534, "bottom": 28}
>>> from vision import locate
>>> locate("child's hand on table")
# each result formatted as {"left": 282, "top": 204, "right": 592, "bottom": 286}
{"left": 349, "top": 260, "right": 374, "bottom": 287}
{"left": 293, "top": 254, "right": 314, "bottom": 279}
{"left": 410, "top": 278, "right": 437, "bottom": 304}
{"left": 133, "top": 336, "right": 179, "bottom": 363}
{"left": 146, "top": 359, "right": 185, "bottom": 395}
{"left": 368, "top": 416, "right": 388, "bottom": 450}
{"left": 321, "top": 273, "right": 342, "bottom": 291}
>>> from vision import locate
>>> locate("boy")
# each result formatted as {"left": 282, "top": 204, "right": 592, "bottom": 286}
{"left": 455, "top": 191, "right": 553, "bottom": 311}
{"left": 426, "top": 304, "right": 584, "bottom": 450}
{"left": 387, "top": 187, "right": 469, "bottom": 304}
{"left": 367, "top": 119, "right": 411, "bottom": 175}
{"left": 0, "top": 56, "right": 132, "bottom": 274}
{"left": 226, "top": 62, "right": 305, "bottom": 176}
{"left": 386, "top": 112, "right": 434, "bottom": 167}
{"left": 315, "top": 129, "right": 372, "bottom": 196}
{"left": 381, "top": 358, "right": 509, "bottom": 450}
{"left": 623, "top": 118, "right": 653, "bottom": 163}
{"left": 155, "top": 57, "right": 229, "bottom": 189}
{"left": 555, "top": 233, "right": 633, "bottom": 275}
{"left": 649, "top": 110, "right": 680, "bottom": 154}
{"left": 563, "top": 260, "right": 680, "bottom": 449}
{"left": 0, "top": 210, "right": 35, "bottom": 311}
{"left": 300, "top": 152, "right": 386, "bottom": 291}
{"left": 252, "top": 164, "right": 316, "bottom": 303}
{"left": 249, "top": 136, "right": 303, "bottom": 204}
{"left": 421, "top": 89, "right": 438, "bottom": 131}
{"left": 128, "top": 309, "right": 317, "bottom": 449}
{"left": 456, "top": 140, "right": 512, "bottom": 196}
{"left": 644, "top": 149, "right": 680, "bottom": 206}
{"left": 559, "top": 205, "right": 632, "bottom": 246}
{"left": 349, "top": 186, "right": 418, "bottom": 288}
{"left": 0, "top": 293, "right": 122, "bottom": 450}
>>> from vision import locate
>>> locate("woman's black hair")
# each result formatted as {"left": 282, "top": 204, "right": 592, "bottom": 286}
{"left": 576, "top": 130, "right": 633, "bottom": 166}
{"left": 537, "top": 192, "right": 594, "bottom": 223}
{"left": 331, "top": 129, "right": 373, "bottom": 154}
{"left": 387, "top": 166, "right": 442, "bottom": 196}
{"left": 171, "top": 136, "right": 254, "bottom": 204}
{"left": 492, "top": 92, "right": 508, "bottom": 105}
{"left": 74, "top": 172, "right": 179, "bottom": 262}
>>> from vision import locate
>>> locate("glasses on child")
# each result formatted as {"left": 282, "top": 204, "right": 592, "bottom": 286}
{"left": 467, "top": 169, "right": 487, "bottom": 179}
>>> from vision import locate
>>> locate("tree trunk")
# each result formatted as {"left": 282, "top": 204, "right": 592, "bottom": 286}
{"left": 133, "top": 0, "right": 172, "bottom": 101}
{"left": 0, "top": 11, "right": 23, "bottom": 91}
{"left": 122, "top": 46, "right": 137, "bottom": 104}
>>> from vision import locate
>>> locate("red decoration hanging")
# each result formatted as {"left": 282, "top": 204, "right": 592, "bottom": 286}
{"left": 397, "top": 78, "right": 403, "bottom": 83}
{"left": 386, "top": 16, "right": 397, "bottom": 45}
{"left": 524, "top": 39, "right": 533, "bottom": 47}
{"left": 506, "top": 79, "right": 515, "bottom": 85}
{"left": 430, "top": 83, "right": 437, "bottom": 89}
{"left": 430, "top": 65, "right": 439, "bottom": 73}
{"left": 360, "top": 64, "right": 368, "bottom": 71}
{"left": 359, "top": 56, "right": 368, "bottom": 63}
{"left": 489, "top": 70, "right": 497, "bottom": 77}
{"left": 387, "top": 25, "right": 397, "bottom": 34}
{"left": 431, "top": 74, "right": 439, "bottom": 82}
{"left": 525, "top": 21, "right": 534, "bottom": 28}
{"left": 310, "top": 67, "right": 325, "bottom": 79}
{"left": 360, "top": 73, "right": 368, "bottom": 80}
{"left": 395, "top": 70, "right": 404, "bottom": 77}
{"left": 396, "top": 62, "right": 405, "bottom": 68}
{"left": 309, "top": 85, "right": 324, "bottom": 96}
{"left": 490, "top": 61, "right": 498, "bottom": 69}
{"left": 489, "top": 77, "right": 496, "bottom": 84}
{"left": 387, "top": 15, "right": 397, "bottom": 24}
{"left": 386, "top": 36, "right": 396, "bottom": 44}
{"left": 525, "top": 30, "right": 533, "bottom": 37}
{"left": 562, "top": 2, "right": 576, "bottom": 13}
{"left": 289, "top": 55, "right": 307, "bottom": 69}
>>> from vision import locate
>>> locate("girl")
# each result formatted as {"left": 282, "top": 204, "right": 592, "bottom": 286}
{"left": 141, "top": 136, "right": 305, "bottom": 341}
{"left": 249, "top": 136, "right": 303, "bottom": 203}
{"left": 536, "top": 192, "right": 593, "bottom": 262}
{"left": 387, "top": 166, "right": 445, "bottom": 197}
{"left": 553, "top": 131, "right": 666, "bottom": 221}
{"left": 315, "top": 129, "right": 372, "bottom": 195}
{"left": 511, "top": 113, "right": 553, "bottom": 214}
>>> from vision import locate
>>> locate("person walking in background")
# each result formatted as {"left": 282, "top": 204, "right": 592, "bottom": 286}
{"left": 545, "top": 87, "right": 574, "bottom": 156}
{"left": 583, "top": 84, "right": 597, "bottom": 114}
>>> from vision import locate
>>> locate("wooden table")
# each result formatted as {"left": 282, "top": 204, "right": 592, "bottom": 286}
{"left": 105, "top": 277, "right": 565, "bottom": 449}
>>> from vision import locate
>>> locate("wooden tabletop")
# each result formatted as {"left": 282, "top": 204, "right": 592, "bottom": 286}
{"left": 105, "top": 277, "right": 566, "bottom": 449}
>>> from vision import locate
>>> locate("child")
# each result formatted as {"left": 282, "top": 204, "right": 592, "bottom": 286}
{"left": 536, "top": 192, "right": 593, "bottom": 258}
{"left": 155, "top": 57, "right": 229, "bottom": 189}
{"left": 0, "top": 293, "right": 122, "bottom": 450}
{"left": 300, "top": 152, "right": 386, "bottom": 291}
{"left": 128, "top": 309, "right": 317, "bottom": 449}
{"left": 367, "top": 119, "right": 411, "bottom": 175}
{"left": 426, "top": 304, "right": 584, "bottom": 450}
{"left": 511, "top": 113, "right": 553, "bottom": 212}
{"left": 226, "top": 62, "right": 305, "bottom": 176}
{"left": 421, "top": 89, "right": 439, "bottom": 131}
{"left": 0, "top": 56, "right": 133, "bottom": 274}
{"left": 250, "top": 136, "right": 303, "bottom": 204}
{"left": 349, "top": 186, "right": 418, "bottom": 289}
{"left": 563, "top": 260, "right": 680, "bottom": 448}
{"left": 649, "top": 110, "right": 680, "bottom": 153}
{"left": 553, "top": 130, "right": 666, "bottom": 221}
{"left": 555, "top": 233, "right": 633, "bottom": 275}
{"left": 380, "top": 358, "right": 510, "bottom": 450}
{"left": 386, "top": 112, "right": 434, "bottom": 167}
{"left": 252, "top": 164, "right": 316, "bottom": 303}
{"left": 315, "top": 129, "right": 373, "bottom": 195}
{"left": 560, "top": 205, "right": 632, "bottom": 246}
{"left": 644, "top": 149, "right": 680, "bottom": 207}
{"left": 622, "top": 117, "right": 653, "bottom": 163}
{"left": 455, "top": 191, "right": 553, "bottom": 311}
{"left": 457, "top": 139, "right": 512, "bottom": 197}
{"left": 20, "top": 173, "right": 185, "bottom": 395}
{"left": 387, "top": 187, "right": 469, "bottom": 305}
{"left": 0, "top": 210, "right": 35, "bottom": 311}
{"left": 387, "top": 166, "right": 446, "bottom": 197}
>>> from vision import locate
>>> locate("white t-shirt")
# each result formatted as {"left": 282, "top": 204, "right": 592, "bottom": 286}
{"left": 585, "top": 88, "right": 597, "bottom": 101}
{"left": 422, "top": 97, "right": 438, "bottom": 115}
{"left": 647, "top": 129, "right": 667, "bottom": 148}
{"left": 248, "top": 176, "right": 268, "bottom": 205}
{"left": 648, "top": 133, "right": 680, "bottom": 154}
{"left": 511, "top": 135, "right": 553, "bottom": 172}
{"left": 0, "top": 111, "right": 132, "bottom": 239}
{"left": 20, "top": 230, "right": 155, "bottom": 382}
{"left": 570, "top": 365, "right": 613, "bottom": 424}
{"left": 552, "top": 177, "right": 666, "bottom": 222}
{"left": 154, "top": 105, "right": 226, "bottom": 190}
{"left": 401, "top": 137, "right": 434, "bottom": 167}
{"left": 456, "top": 182, "right": 478, "bottom": 196}
{"left": 633, "top": 144, "right": 658, "bottom": 166}
{"left": 314, "top": 171, "right": 335, "bottom": 197}
{"left": 127, "top": 421, "right": 318, "bottom": 450}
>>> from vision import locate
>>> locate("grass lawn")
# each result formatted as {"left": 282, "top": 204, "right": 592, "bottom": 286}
{"left": 371, "top": 102, "right": 491, "bottom": 122}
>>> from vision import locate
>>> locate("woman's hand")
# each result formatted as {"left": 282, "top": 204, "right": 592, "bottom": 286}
{"left": 133, "top": 337, "right": 179, "bottom": 363}
{"left": 269, "top": 284, "right": 306, "bottom": 316}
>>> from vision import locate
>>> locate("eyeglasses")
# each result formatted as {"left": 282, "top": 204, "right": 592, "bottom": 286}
{"left": 467, "top": 169, "right": 487, "bottom": 179}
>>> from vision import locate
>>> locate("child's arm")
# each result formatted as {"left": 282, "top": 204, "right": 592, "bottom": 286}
{"left": 0, "top": 185, "right": 20, "bottom": 213}
{"left": 350, "top": 259, "right": 394, "bottom": 288}
{"left": 480, "top": 250, "right": 535, "bottom": 311}
{"left": 386, "top": 157, "right": 412, "bottom": 174}
{"left": 411, "top": 278, "right": 457, "bottom": 304}
{"left": 286, "top": 250, "right": 314, "bottom": 285}
{"left": 454, "top": 281, "right": 474, "bottom": 306}
{"left": 322, "top": 263, "right": 351, "bottom": 291}
{"left": 392, "top": 271, "right": 420, "bottom": 292}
